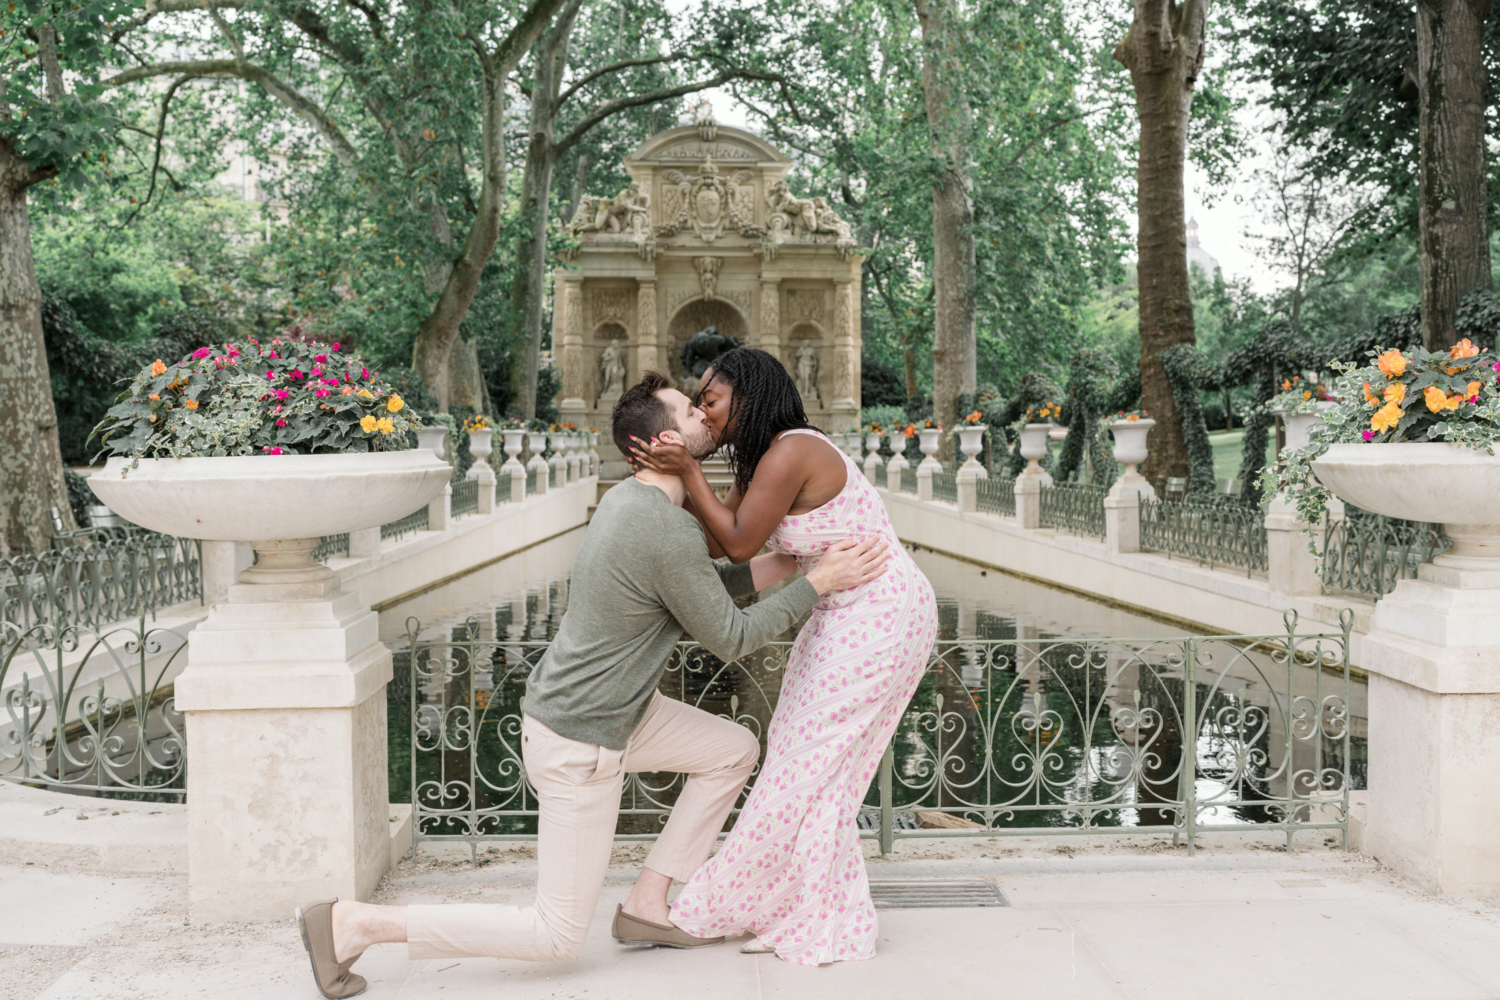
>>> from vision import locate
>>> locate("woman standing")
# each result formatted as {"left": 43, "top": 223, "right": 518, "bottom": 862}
{"left": 628, "top": 348, "right": 937, "bottom": 966}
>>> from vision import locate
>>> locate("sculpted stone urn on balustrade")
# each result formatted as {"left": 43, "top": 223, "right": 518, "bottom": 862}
{"left": 956, "top": 425, "right": 988, "bottom": 480}
{"left": 466, "top": 427, "right": 495, "bottom": 480}
{"left": 1312, "top": 442, "right": 1500, "bottom": 897}
{"left": 88, "top": 450, "right": 450, "bottom": 921}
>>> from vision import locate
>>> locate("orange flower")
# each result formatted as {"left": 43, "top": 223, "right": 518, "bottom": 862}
{"left": 1377, "top": 350, "right": 1407, "bottom": 378}
{"left": 1383, "top": 382, "right": 1405, "bottom": 404}
{"left": 1444, "top": 393, "right": 1463, "bottom": 411}
{"left": 1371, "top": 401, "right": 1402, "bottom": 433}
{"left": 1466, "top": 381, "right": 1483, "bottom": 399}
{"left": 1423, "top": 385, "right": 1448, "bottom": 412}
{"left": 1450, "top": 338, "right": 1479, "bottom": 359}
{"left": 1363, "top": 382, "right": 1379, "bottom": 406}
{"left": 185, "top": 399, "right": 199, "bottom": 410}
{"left": 1302, "top": 390, "right": 1312, "bottom": 401}
{"left": 149, "top": 393, "right": 160, "bottom": 400}
{"left": 150, "top": 359, "right": 167, "bottom": 376}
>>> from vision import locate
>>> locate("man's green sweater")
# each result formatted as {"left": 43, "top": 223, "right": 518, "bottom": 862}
{"left": 522, "top": 476, "right": 818, "bottom": 750}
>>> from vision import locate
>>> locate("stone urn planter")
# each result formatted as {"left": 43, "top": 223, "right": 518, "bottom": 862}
{"left": 1311, "top": 440, "right": 1500, "bottom": 896}
{"left": 88, "top": 450, "right": 450, "bottom": 582}
{"left": 1019, "top": 423, "right": 1053, "bottom": 475}
{"left": 85, "top": 448, "right": 450, "bottom": 921}
{"left": 527, "top": 432, "right": 550, "bottom": 493}
{"left": 863, "top": 431, "right": 885, "bottom": 481}
{"left": 1274, "top": 401, "right": 1337, "bottom": 454}
{"left": 466, "top": 427, "right": 495, "bottom": 479}
{"left": 499, "top": 428, "right": 526, "bottom": 471}
{"left": 586, "top": 431, "right": 600, "bottom": 477}
{"left": 888, "top": 432, "right": 910, "bottom": 469}
{"left": 548, "top": 431, "right": 567, "bottom": 487}
{"left": 416, "top": 425, "right": 448, "bottom": 460}
{"left": 917, "top": 427, "right": 943, "bottom": 470}
{"left": 1108, "top": 418, "right": 1155, "bottom": 477}
{"left": 956, "top": 426, "right": 988, "bottom": 479}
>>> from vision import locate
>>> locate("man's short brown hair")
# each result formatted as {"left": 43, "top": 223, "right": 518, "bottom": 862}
{"left": 611, "top": 370, "right": 677, "bottom": 461}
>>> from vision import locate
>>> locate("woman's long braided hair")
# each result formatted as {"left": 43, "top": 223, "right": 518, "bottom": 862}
{"left": 699, "top": 347, "right": 814, "bottom": 496}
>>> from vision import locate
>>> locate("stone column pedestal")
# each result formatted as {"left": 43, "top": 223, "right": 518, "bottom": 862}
{"left": 1016, "top": 475, "right": 1042, "bottom": 530}
{"left": 475, "top": 466, "right": 497, "bottom": 514}
{"left": 348, "top": 527, "right": 380, "bottom": 560}
{"left": 175, "top": 558, "right": 391, "bottom": 922}
{"left": 886, "top": 454, "right": 908, "bottom": 492}
{"left": 1104, "top": 471, "right": 1151, "bottom": 554}
{"left": 957, "top": 469, "right": 979, "bottom": 512}
{"left": 201, "top": 541, "right": 254, "bottom": 606}
{"left": 917, "top": 466, "right": 934, "bottom": 502}
{"left": 508, "top": 465, "right": 526, "bottom": 503}
{"left": 1361, "top": 532, "right": 1500, "bottom": 897}
{"left": 428, "top": 483, "right": 452, "bottom": 531}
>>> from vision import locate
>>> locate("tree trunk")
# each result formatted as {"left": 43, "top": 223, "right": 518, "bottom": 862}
{"left": 916, "top": 0, "right": 977, "bottom": 461}
{"left": 412, "top": 68, "right": 508, "bottom": 411}
{"left": 1114, "top": 0, "right": 1208, "bottom": 485}
{"left": 1417, "top": 0, "right": 1492, "bottom": 352}
{"left": 508, "top": 2, "right": 581, "bottom": 420}
{"left": 1, "top": 144, "right": 75, "bottom": 554}
{"left": 903, "top": 344, "right": 918, "bottom": 402}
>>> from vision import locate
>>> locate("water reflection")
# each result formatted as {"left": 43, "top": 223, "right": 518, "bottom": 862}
{"left": 381, "top": 535, "right": 1366, "bottom": 835}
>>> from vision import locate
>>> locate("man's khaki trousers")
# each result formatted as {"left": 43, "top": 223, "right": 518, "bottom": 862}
{"left": 406, "top": 692, "right": 759, "bottom": 962}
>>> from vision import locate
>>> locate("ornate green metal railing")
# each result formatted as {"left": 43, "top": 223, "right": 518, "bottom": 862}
{"left": 1140, "top": 497, "right": 1269, "bottom": 576}
{"left": 1, "top": 618, "right": 188, "bottom": 798}
{"left": 403, "top": 610, "right": 1354, "bottom": 859}
{"left": 525, "top": 465, "right": 538, "bottom": 496}
{"left": 2, "top": 530, "right": 201, "bottom": 632}
{"left": 931, "top": 471, "right": 958, "bottom": 504}
{"left": 1039, "top": 482, "right": 1108, "bottom": 539}
{"left": 382, "top": 505, "right": 429, "bottom": 542}
{"left": 312, "top": 534, "right": 349, "bottom": 562}
{"left": 452, "top": 478, "right": 480, "bottom": 519}
{"left": 975, "top": 474, "right": 1017, "bottom": 516}
{"left": 1320, "top": 513, "right": 1450, "bottom": 600}
{"left": 900, "top": 465, "right": 918, "bottom": 494}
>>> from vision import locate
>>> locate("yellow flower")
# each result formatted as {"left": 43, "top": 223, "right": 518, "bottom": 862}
{"left": 151, "top": 359, "right": 167, "bottom": 376}
{"left": 1424, "top": 385, "right": 1454, "bottom": 412}
{"left": 1371, "top": 401, "right": 1402, "bottom": 433}
{"left": 387, "top": 394, "right": 404, "bottom": 413}
{"left": 1450, "top": 338, "right": 1479, "bottom": 359}
{"left": 1383, "top": 382, "right": 1405, "bottom": 404}
{"left": 1377, "top": 350, "right": 1407, "bottom": 378}
{"left": 1466, "top": 381, "right": 1482, "bottom": 399}
{"left": 1363, "top": 382, "right": 1379, "bottom": 406}
{"left": 357, "top": 389, "right": 374, "bottom": 399}
{"left": 185, "top": 399, "right": 199, "bottom": 410}
{"left": 376, "top": 417, "right": 395, "bottom": 434}
{"left": 360, "top": 414, "right": 377, "bottom": 433}
{"left": 1444, "top": 392, "right": 1463, "bottom": 411}
{"left": 1302, "top": 390, "right": 1312, "bottom": 401}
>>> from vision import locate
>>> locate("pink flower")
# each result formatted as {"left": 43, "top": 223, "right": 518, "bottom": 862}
{"left": 193, "top": 347, "right": 212, "bottom": 360}
{"left": 262, "top": 446, "right": 283, "bottom": 455}
{"left": 310, "top": 366, "right": 324, "bottom": 377}
{"left": 315, "top": 388, "right": 331, "bottom": 398}
{"left": 274, "top": 404, "right": 283, "bottom": 413}
{"left": 360, "top": 367, "right": 370, "bottom": 380}
{"left": 266, "top": 371, "right": 275, "bottom": 380}
{"left": 315, "top": 354, "right": 328, "bottom": 363}
{"left": 1363, "top": 430, "right": 1377, "bottom": 441}
{"left": 331, "top": 342, "right": 341, "bottom": 352}
{"left": 273, "top": 389, "right": 289, "bottom": 401}
{"left": 275, "top": 418, "right": 287, "bottom": 428}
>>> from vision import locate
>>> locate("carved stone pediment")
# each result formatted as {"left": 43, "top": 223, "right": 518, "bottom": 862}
{"left": 658, "top": 156, "right": 759, "bottom": 242}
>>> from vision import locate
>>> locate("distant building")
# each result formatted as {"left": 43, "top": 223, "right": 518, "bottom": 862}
{"left": 1186, "top": 217, "right": 1220, "bottom": 279}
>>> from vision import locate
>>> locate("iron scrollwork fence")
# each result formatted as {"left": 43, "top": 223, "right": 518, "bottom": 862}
{"left": 1320, "top": 513, "right": 1449, "bottom": 600}
{"left": 931, "top": 471, "right": 958, "bottom": 504}
{"left": 312, "top": 534, "right": 350, "bottom": 563}
{"left": 900, "top": 466, "right": 918, "bottom": 494}
{"left": 1, "top": 619, "right": 188, "bottom": 798}
{"left": 1140, "top": 497, "right": 1269, "bottom": 576}
{"left": 403, "top": 610, "right": 1354, "bottom": 859}
{"left": 1038, "top": 482, "right": 1108, "bottom": 538}
{"left": 451, "top": 478, "right": 480, "bottom": 519}
{"left": 975, "top": 474, "right": 1017, "bottom": 516}
{"left": 2, "top": 530, "right": 202, "bottom": 632}
{"left": 382, "top": 505, "right": 430, "bottom": 543}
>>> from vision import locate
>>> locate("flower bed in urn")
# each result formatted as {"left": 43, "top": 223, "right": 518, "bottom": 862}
{"left": 1261, "top": 338, "right": 1500, "bottom": 527}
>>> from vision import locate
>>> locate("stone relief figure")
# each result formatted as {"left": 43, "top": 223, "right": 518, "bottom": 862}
{"left": 599, "top": 339, "right": 626, "bottom": 398}
{"left": 766, "top": 180, "right": 819, "bottom": 238}
{"left": 692, "top": 256, "right": 723, "bottom": 301}
{"left": 679, "top": 325, "right": 743, "bottom": 395}
{"left": 568, "top": 182, "right": 650, "bottom": 238}
{"left": 795, "top": 342, "right": 820, "bottom": 401}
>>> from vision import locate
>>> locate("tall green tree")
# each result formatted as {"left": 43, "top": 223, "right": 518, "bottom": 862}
{"left": 1, "top": 0, "right": 130, "bottom": 553}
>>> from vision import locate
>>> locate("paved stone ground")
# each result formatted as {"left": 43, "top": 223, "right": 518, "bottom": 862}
{"left": 5, "top": 832, "right": 1500, "bottom": 1000}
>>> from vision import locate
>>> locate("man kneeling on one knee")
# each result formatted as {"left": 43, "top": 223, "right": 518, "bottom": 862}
{"left": 295, "top": 372, "right": 889, "bottom": 998}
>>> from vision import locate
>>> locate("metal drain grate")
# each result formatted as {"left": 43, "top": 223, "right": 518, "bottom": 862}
{"left": 868, "top": 878, "right": 1008, "bottom": 909}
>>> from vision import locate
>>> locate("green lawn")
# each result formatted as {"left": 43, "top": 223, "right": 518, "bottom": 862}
{"left": 1208, "top": 429, "right": 1275, "bottom": 484}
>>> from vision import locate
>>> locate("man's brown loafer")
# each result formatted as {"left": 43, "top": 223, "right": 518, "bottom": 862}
{"left": 611, "top": 904, "right": 723, "bottom": 948}
{"left": 296, "top": 899, "right": 368, "bottom": 998}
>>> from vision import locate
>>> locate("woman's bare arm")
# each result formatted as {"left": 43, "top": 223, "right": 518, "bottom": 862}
{"left": 632, "top": 435, "right": 842, "bottom": 562}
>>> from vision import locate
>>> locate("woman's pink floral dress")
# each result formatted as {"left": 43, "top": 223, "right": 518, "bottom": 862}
{"left": 671, "top": 429, "right": 938, "bottom": 965}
